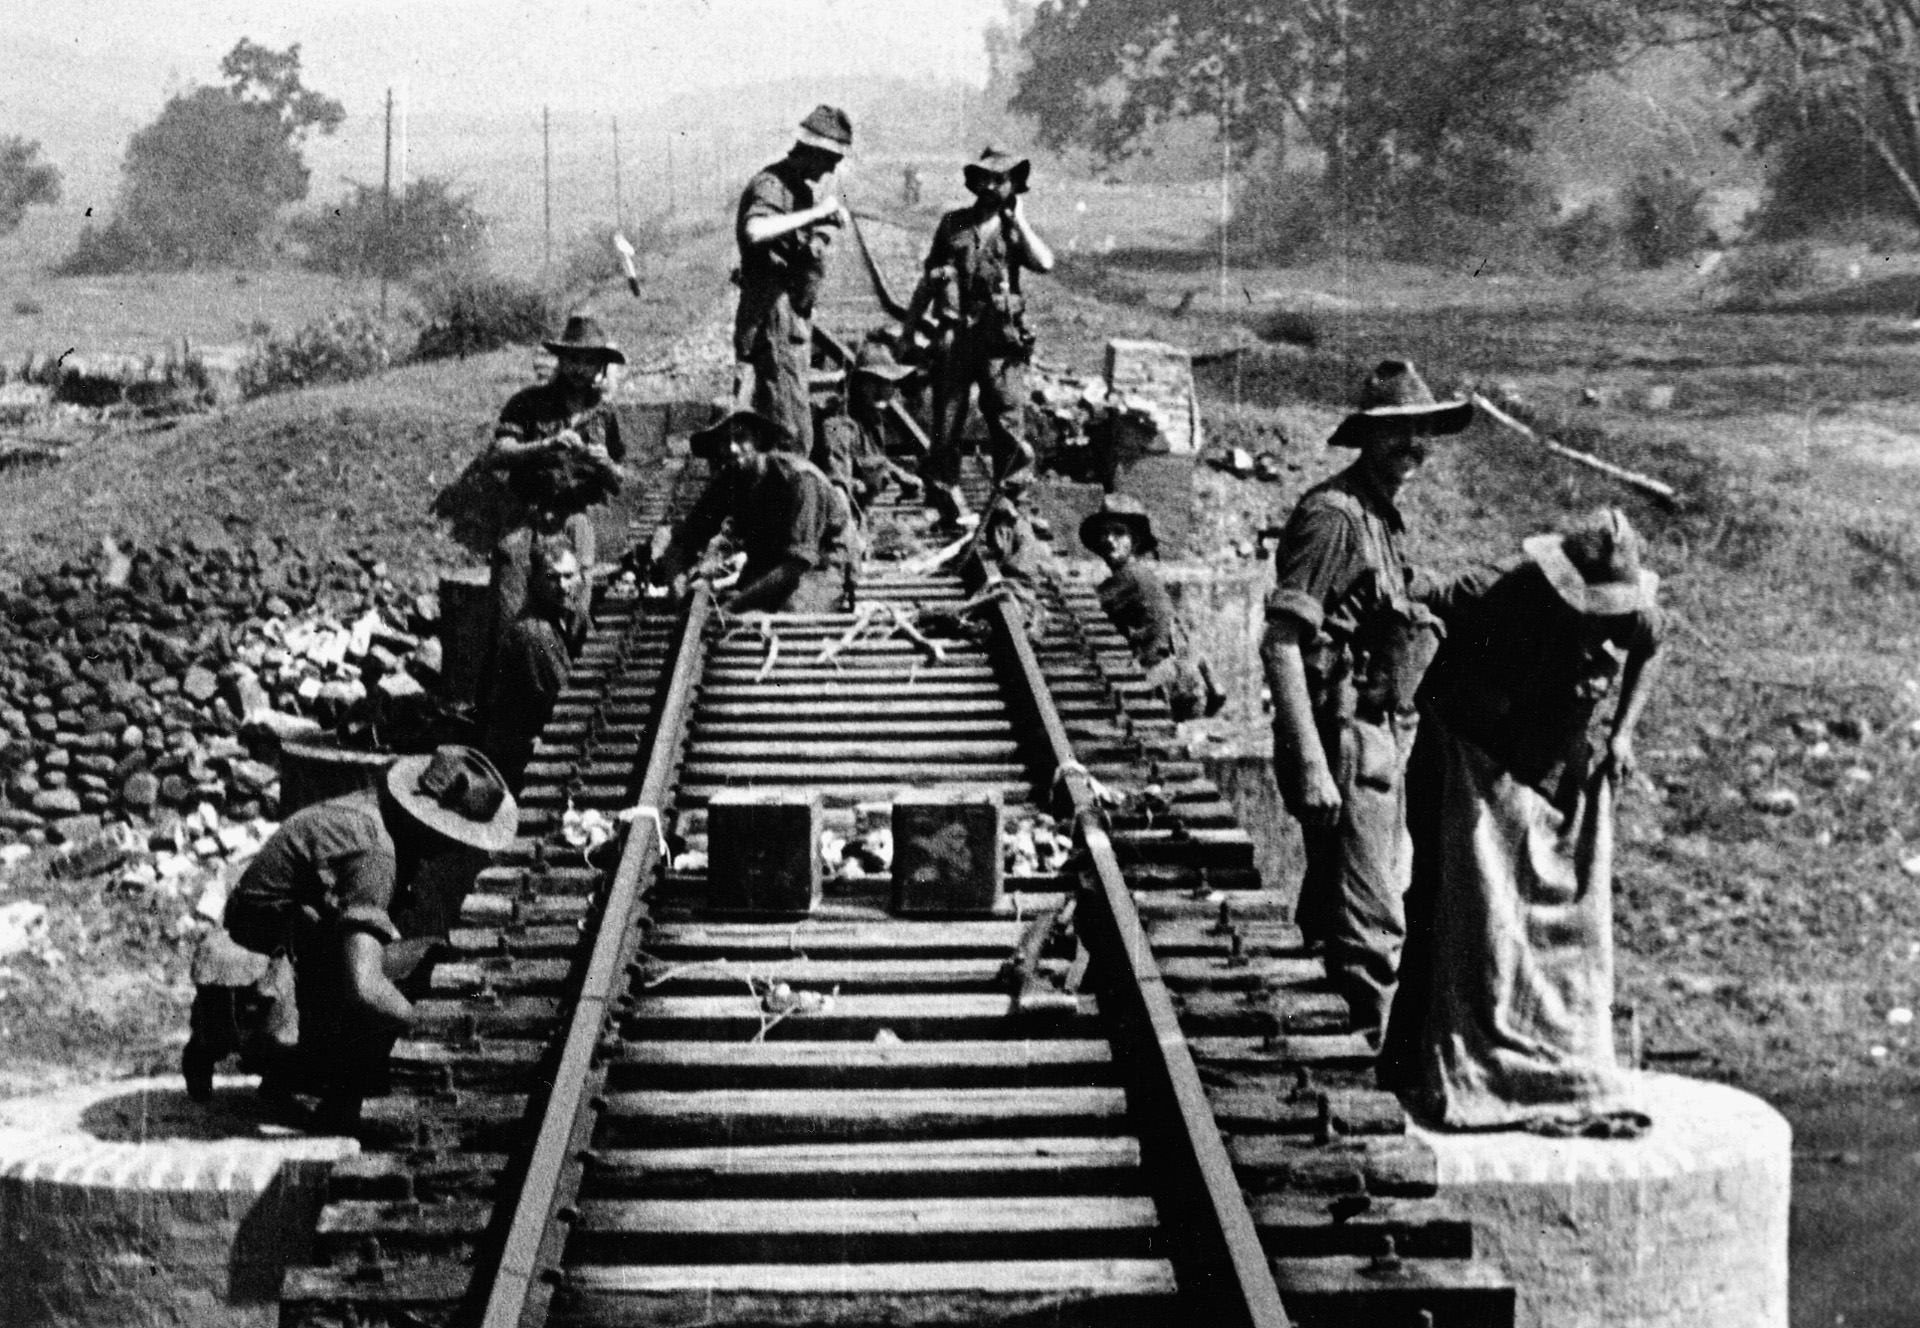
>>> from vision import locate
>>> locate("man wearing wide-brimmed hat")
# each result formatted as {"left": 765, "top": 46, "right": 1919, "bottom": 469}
{"left": 733, "top": 104, "right": 856, "bottom": 460}
{"left": 814, "top": 337, "right": 926, "bottom": 517}
{"left": 482, "top": 310, "right": 628, "bottom": 701}
{"left": 1380, "top": 507, "right": 1663, "bottom": 1126}
{"left": 1081, "top": 494, "right": 1222, "bottom": 720}
{"left": 1260, "top": 359, "right": 1473, "bottom": 1049}
{"left": 905, "top": 147, "right": 1056, "bottom": 527}
{"left": 196, "top": 745, "right": 517, "bottom": 1128}
{"left": 652, "top": 405, "right": 852, "bottom": 613}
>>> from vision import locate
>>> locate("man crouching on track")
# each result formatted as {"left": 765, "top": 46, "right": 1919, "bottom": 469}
{"left": 651, "top": 406, "right": 853, "bottom": 613}
{"left": 485, "top": 539, "right": 588, "bottom": 792}
{"left": 1260, "top": 361, "right": 1472, "bottom": 1049}
{"left": 186, "top": 746, "right": 517, "bottom": 1131}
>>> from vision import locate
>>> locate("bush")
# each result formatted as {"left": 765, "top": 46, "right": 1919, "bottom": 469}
{"left": 1546, "top": 203, "right": 1623, "bottom": 273}
{"left": 1252, "top": 308, "right": 1322, "bottom": 348}
{"left": 54, "top": 220, "right": 153, "bottom": 276}
{"left": 238, "top": 306, "right": 396, "bottom": 398}
{"left": 295, "top": 175, "right": 487, "bottom": 278}
{"left": 412, "top": 266, "right": 555, "bottom": 361}
{"left": 1229, "top": 168, "right": 1340, "bottom": 266}
{"left": 1622, "top": 170, "right": 1711, "bottom": 268}
{"left": 1717, "top": 243, "right": 1822, "bottom": 308}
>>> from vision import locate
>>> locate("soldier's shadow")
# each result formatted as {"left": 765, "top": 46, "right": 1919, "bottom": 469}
{"left": 80, "top": 1082, "right": 302, "bottom": 1143}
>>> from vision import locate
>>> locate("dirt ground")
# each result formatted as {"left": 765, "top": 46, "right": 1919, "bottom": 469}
{"left": 2, "top": 187, "right": 1918, "bottom": 1323}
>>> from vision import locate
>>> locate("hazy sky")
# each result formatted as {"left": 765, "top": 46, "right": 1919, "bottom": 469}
{"left": 15, "top": 1, "right": 1001, "bottom": 122}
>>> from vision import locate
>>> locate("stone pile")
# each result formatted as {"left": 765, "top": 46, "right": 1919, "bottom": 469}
{"left": 0, "top": 537, "right": 444, "bottom": 848}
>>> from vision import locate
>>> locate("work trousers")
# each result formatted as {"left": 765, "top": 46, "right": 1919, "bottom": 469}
{"left": 1288, "top": 708, "right": 1418, "bottom": 1048}
{"left": 925, "top": 333, "right": 1032, "bottom": 512}
{"left": 736, "top": 328, "right": 813, "bottom": 459}
{"left": 485, "top": 513, "right": 593, "bottom": 709}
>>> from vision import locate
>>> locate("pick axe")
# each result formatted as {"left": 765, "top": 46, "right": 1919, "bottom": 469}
{"left": 612, "top": 231, "right": 641, "bottom": 297}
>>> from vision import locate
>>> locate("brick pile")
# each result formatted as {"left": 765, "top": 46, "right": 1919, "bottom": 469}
{"left": 0, "top": 539, "right": 445, "bottom": 849}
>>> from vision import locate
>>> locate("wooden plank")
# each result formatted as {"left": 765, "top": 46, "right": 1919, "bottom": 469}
{"left": 556, "top": 1259, "right": 1179, "bottom": 1328}
{"left": 1176, "top": 990, "right": 1352, "bottom": 1036}
{"left": 445, "top": 925, "right": 583, "bottom": 957}
{"left": 690, "top": 738, "right": 1024, "bottom": 759}
{"left": 1206, "top": 1088, "right": 1407, "bottom": 1136}
{"left": 1227, "top": 1136, "right": 1439, "bottom": 1198}
{"left": 606, "top": 1039, "right": 1112, "bottom": 1091}
{"left": 645, "top": 920, "right": 1026, "bottom": 957}
{"left": 1188, "top": 1035, "right": 1377, "bottom": 1070}
{"left": 698, "top": 698, "right": 1008, "bottom": 718}
{"left": 283, "top": 1263, "right": 475, "bottom": 1307}
{"left": 1249, "top": 1195, "right": 1473, "bottom": 1259}
{"left": 569, "top": 1195, "right": 1161, "bottom": 1262}
{"left": 680, "top": 760, "right": 1029, "bottom": 782}
{"left": 598, "top": 1086, "right": 1129, "bottom": 1145}
{"left": 1269, "top": 1256, "right": 1516, "bottom": 1327}
{"left": 618, "top": 957, "right": 1068, "bottom": 995}
{"left": 619, "top": 992, "right": 1100, "bottom": 1040}
{"left": 1158, "top": 957, "right": 1329, "bottom": 991}
{"left": 587, "top": 1136, "right": 1141, "bottom": 1199}
{"left": 412, "top": 996, "right": 563, "bottom": 1037}
{"left": 693, "top": 718, "right": 1015, "bottom": 738}
{"left": 324, "top": 1152, "right": 511, "bottom": 1202}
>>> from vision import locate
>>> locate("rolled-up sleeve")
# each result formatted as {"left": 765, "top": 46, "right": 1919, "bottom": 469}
{"left": 324, "top": 847, "right": 400, "bottom": 944}
{"left": 1265, "top": 503, "right": 1361, "bottom": 630}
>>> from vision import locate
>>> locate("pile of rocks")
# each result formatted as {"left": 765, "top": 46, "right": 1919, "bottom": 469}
{"left": 0, "top": 537, "right": 444, "bottom": 847}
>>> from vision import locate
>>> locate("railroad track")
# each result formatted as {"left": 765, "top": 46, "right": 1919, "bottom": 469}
{"left": 280, "top": 467, "right": 1515, "bottom": 1328}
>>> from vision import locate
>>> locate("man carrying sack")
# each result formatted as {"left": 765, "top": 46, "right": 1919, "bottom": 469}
{"left": 734, "top": 104, "right": 855, "bottom": 458}
{"left": 1260, "top": 360, "right": 1473, "bottom": 1047}
{"left": 905, "top": 148, "right": 1056, "bottom": 529}
{"left": 1382, "top": 508, "right": 1663, "bottom": 1127}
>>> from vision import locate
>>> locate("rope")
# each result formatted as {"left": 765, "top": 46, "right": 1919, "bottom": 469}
{"left": 617, "top": 803, "right": 670, "bottom": 858}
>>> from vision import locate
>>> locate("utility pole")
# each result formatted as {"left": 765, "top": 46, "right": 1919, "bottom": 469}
{"left": 380, "top": 87, "right": 392, "bottom": 319}
{"left": 612, "top": 115, "right": 624, "bottom": 231}
{"left": 543, "top": 105, "right": 553, "bottom": 275}
{"left": 1218, "top": 77, "right": 1231, "bottom": 303}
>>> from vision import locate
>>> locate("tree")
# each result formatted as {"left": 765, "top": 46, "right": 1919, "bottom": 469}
{"left": 296, "top": 176, "right": 488, "bottom": 278}
{"left": 0, "top": 137, "right": 61, "bottom": 236}
{"left": 1011, "top": 0, "right": 1662, "bottom": 220}
{"left": 1690, "top": 2, "right": 1920, "bottom": 234}
{"left": 70, "top": 39, "right": 343, "bottom": 269}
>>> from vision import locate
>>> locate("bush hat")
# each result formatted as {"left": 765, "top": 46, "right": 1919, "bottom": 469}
{"left": 963, "top": 148, "right": 1032, "bottom": 196}
{"left": 1327, "top": 359, "right": 1473, "bottom": 449}
{"left": 1079, "top": 492, "right": 1158, "bottom": 557}
{"left": 543, "top": 311, "right": 627, "bottom": 365}
{"left": 795, "top": 104, "right": 854, "bottom": 155}
{"left": 387, "top": 745, "right": 518, "bottom": 854}
{"left": 689, "top": 406, "right": 794, "bottom": 461}
{"left": 1524, "top": 507, "right": 1659, "bottom": 616}
{"left": 853, "top": 339, "right": 916, "bottom": 383}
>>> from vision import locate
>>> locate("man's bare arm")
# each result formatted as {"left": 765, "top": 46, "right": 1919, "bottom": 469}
{"left": 341, "top": 930, "right": 413, "bottom": 1035}
{"left": 1261, "top": 617, "right": 1341, "bottom": 827}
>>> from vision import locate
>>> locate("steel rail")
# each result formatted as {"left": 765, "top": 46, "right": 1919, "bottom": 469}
{"left": 475, "top": 585, "right": 715, "bottom": 1328}
{"left": 987, "top": 592, "right": 1292, "bottom": 1328}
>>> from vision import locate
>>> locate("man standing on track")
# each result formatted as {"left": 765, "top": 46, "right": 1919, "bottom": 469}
{"left": 734, "top": 105, "right": 854, "bottom": 460}
{"left": 907, "top": 148, "right": 1055, "bottom": 529}
{"left": 483, "top": 312, "right": 625, "bottom": 700}
{"left": 1260, "top": 360, "right": 1473, "bottom": 1050}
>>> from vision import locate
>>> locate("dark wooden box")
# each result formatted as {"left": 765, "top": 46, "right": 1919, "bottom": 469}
{"left": 707, "top": 790, "right": 823, "bottom": 915}
{"left": 891, "top": 789, "right": 1004, "bottom": 914}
